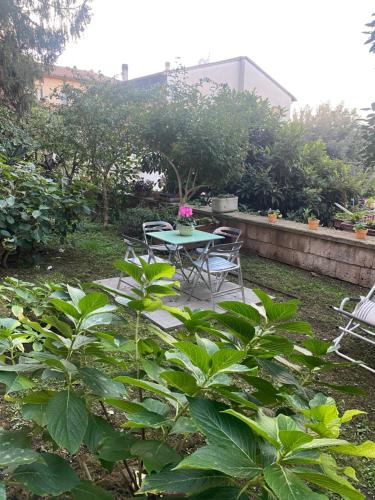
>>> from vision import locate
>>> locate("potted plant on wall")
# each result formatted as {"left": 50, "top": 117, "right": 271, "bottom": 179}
{"left": 267, "top": 208, "right": 281, "bottom": 223}
{"left": 354, "top": 222, "right": 368, "bottom": 240}
{"left": 211, "top": 194, "right": 238, "bottom": 213}
{"left": 303, "top": 209, "right": 320, "bottom": 230}
{"left": 176, "top": 206, "right": 195, "bottom": 236}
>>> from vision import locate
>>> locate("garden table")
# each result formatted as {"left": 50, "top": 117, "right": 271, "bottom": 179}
{"left": 146, "top": 229, "right": 224, "bottom": 284}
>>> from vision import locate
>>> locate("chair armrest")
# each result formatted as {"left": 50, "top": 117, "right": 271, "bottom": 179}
{"left": 339, "top": 296, "right": 360, "bottom": 310}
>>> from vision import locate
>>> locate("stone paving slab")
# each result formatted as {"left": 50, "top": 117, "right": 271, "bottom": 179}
{"left": 96, "top": 275, "right": 261, "bottom": 330}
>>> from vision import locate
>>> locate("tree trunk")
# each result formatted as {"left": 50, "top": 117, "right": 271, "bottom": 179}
{"left": 102, "top": 175, "right": 109, "bottom": 228}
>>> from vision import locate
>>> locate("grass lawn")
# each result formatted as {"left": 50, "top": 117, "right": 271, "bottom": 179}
{"left": 1, "top": 222, "right": 374, "bottom": 496}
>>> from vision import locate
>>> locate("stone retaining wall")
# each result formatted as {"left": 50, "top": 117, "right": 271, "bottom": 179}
{"left": 195, "top": 207, "right": 375, "bottom": 287}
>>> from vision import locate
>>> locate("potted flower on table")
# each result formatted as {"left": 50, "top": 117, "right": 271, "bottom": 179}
{"left": 176, "top": 206, "right": 195, "bottom": 236}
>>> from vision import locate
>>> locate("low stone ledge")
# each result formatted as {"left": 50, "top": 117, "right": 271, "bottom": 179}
{"left": 194, "top": 207, "right": 375, "bottom": 287}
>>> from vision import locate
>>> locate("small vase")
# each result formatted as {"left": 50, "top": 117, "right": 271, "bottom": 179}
{"left": 177, "top": 224, "right": 194, "bottom": 236}
{"left": 355, "top": 229, "right": 368, "bottom": 240}
{"left": 308, "top": 219, "right": 320, "bottom": 230}
{"left": 268, "top": 214, "right": 277, "bottom": 223}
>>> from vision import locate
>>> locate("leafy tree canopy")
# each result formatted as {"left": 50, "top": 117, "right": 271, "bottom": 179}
{"left": 135, "top": 75, "right": 274, "bottom": 204}
{"left": 0, "top": 0, "right": 91, "bottom": 113}
{"left": 293, "top": 103, "right": 363, "bottom": 164}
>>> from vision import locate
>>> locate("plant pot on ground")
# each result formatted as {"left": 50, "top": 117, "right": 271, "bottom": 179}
{"left": 354, "top": 223, "right": 368, "bottom": 240}
{"left": 211, "top": 194, "right": 238, "bottom": 213}
{"left": 267, "top": 209, "right": 281, "bottom": 223}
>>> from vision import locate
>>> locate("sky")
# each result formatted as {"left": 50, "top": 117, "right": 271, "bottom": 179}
{"left": 58, "top": 0, "right": 375, "bottom": 111}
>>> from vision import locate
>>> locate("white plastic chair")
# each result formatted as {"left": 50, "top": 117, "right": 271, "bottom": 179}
{"left": 332, "top": 283, "right": 375, "bottom": 373}
{"left": 188, "top": 241, "right": 245, "bottom": 310}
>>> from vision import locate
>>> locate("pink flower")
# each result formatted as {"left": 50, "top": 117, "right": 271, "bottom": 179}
{"left": 178, "top": 206, "right": 193, "bottom": 217}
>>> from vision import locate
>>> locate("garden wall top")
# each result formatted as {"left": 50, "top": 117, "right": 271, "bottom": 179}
{"left": 194, "top": 206, "right": 375, "bottom": 250}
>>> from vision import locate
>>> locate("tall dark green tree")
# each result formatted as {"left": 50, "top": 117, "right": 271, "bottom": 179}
{"left": 0, "top": 0, "right": 91, "bottom": 113}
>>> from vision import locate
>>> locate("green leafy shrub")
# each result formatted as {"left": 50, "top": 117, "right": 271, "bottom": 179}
{"left": 0, "top": 260, "right": 373, "bottom": 498}
{"left": 119, "top": 205, "right": 177, "bottom": 238}
{"left": 0, "top": 162, "right": 89, "bottom": 266}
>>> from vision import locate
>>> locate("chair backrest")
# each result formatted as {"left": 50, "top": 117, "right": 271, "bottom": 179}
{"left": 143, "top": 221, "right": 173, "bottom": 243}
{"left": 206, "top": 241, "right": 243, "bottom": 260}
{"left": 213, "top": 226, "right": 241, "bottom": 243}
{"left": 143, "top": 220, "right": 173, "bottom": 234}
{"left": 123, "top": 235, "right": 154, "bottom": 263}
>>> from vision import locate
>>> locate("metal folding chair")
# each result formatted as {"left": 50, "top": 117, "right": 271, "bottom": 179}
{"left": 117, "top": 236, "right": 168, "bottom": 290}
{"left": 196, "top": 226, "right": 241, "bottom": 255}
{"left": 188, "top": 241, "right": 245, "bottom": 310}
{"left": 143, "top": 221, "right": 174, "bottom": 253}
{"left": 332, "top": 283, "right": 375, "bottom": 373}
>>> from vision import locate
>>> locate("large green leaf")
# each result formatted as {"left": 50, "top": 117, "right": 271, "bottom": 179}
{"left": 174, "top": 342, "right": 210, "bottom": 374}
{"left": 189, "top": 486, "right": 249, "bottom": 499}
{"left": 160, "top": 370, "right": 199, "bottom": 395}
{"left": 49, "top": 298, "right": 80, "bottom": 320}
{"left": 67, "top": 285, "right": 86, "bottom": 306}
{"left": 209, "top": 349, "right": 245, "bottom": 374}
{"left": 224, "top": 409, "right": 279, "bottom": 448}
{"left": 254, "top": 289, "right": 299, "bottom": 322}
{"left": 274, "top": 321, "right": 313, "bottom": 336}
{"left": 21, "top": 404, "right": 48, "bottom": 427}
{"left": 294, "top": 471, "right": 363, "bottom": 500}
{"left": 72, "top": 481, "right": 114, "bottom": 499}
{"left": 188, "top": 398, "right": 257, "bottom": 461}
{"left": 114, "top": 376, "right": 178, "bottom": 401}
{"left": 0, "top": 447, "right": 39, "bottom": 466}
{"left": 97, "top": 433, "right": 137, "bottom": 462}
{"left": 215, "top": 313, "right": 255, "bottom": 343}
{"left": 46, "top": 390, "right": 88, "bottom": 453}
{"left": 279, "top": 430, "right": 313, "bottom": 454}
{"left": 79, "top": 368, "right": 126, "bottom": 397}
{"left": 84, "top": 414, "right": 115, "bottom": 453}
{"left": 138, "top": 469, "right": 229, "bottom": 495}
{"left": 43, "top": 315, "right": 72, "bottom": 337}
{"left": 13, "top": 452, "right": 79, "bottom": 496}
{"left": 131, "top": 440, "right": 180, "bottom": 473}
{"left": 115, "top": 259, "right": 143, "bottom": 283}
{"left": 0, "top": 372, "right": 34, "bottom": 393}
{"left": 218, "top": 301, "right": 262, "bottom": 323}
{"left": 263, "top": 463, "right": 326, "bottom": 499}
{"left": 332, "top": 440, "right": 375, "bottom": 458}
{"left": 78, "top": 292, "right": 109, "bottom": 315}
{"left": 142, "top": 261, "right": 176, "bottom": 281}
{"left": 176, "top": 444, "right": 260, "bottom": 478}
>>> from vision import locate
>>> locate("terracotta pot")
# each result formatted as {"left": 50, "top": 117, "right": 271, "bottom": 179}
{"left": 176, "top": 224, "right": 194, "bottom": 236}
{"left": 355, "top": 229, "right": 368, "bottom": 240}
{"left": 308, "top": 219, "right": 320, "bottom": 230}
{"left": 268, "top": 213, "right": 278, "bottom": 223}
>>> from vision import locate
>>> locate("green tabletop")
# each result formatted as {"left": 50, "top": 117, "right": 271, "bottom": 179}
{"left": 147, "top": 229, "right": 224, "bottom": 246}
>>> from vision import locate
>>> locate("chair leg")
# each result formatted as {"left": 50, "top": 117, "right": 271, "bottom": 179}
{"left": 187, "top": 268, "right": 200, "bottom": 301}
{"left": 238, "top": 265, "right": 245, "bottom": 303}
{"left": 207, "top": 269, "right": 215, "bottom": 311}
{"left": 117, "top": 273, "right": 122, "bottom": 289}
